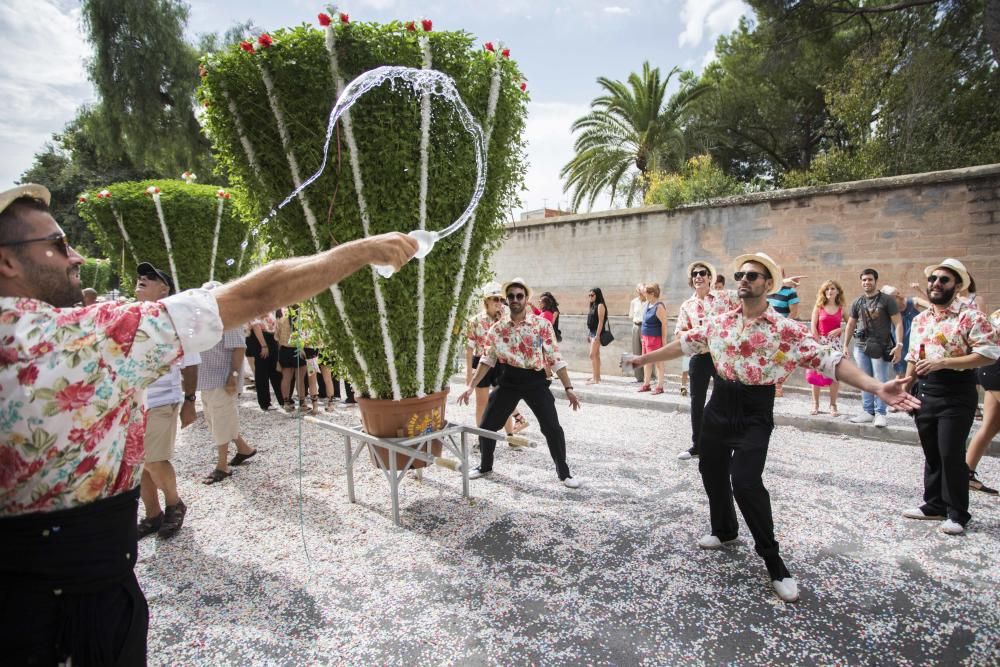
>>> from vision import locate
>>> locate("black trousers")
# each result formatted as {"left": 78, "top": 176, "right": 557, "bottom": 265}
{"left": 250, "top": 331, "right": 283, "bottom": 409}
{"left": 913, "top": 371, "right": 977, "bottom": 525}
{"left": 0, "top": 489, "right": 147, "bottom": 666}
{"left": 699, "top": 378, "right": 789, "bottom": 581}
{"left": 478, "top": 365, "right": 571, "bottom": 480}
{"left": 688, "top": 352, "right": 716, "bottom": 453}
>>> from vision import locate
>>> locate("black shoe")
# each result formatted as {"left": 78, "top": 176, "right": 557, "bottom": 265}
{"left": 137, "top": 514, "right": 163, "bottom": 539}
{"left": 158, "top": 500, "right": 187, "bottom": 539}
{"left": 969, "top": 470, "right": 998, "bottom": 495}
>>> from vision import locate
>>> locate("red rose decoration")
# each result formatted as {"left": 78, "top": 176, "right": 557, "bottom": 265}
{"left": 405, "top": 20, "right": 416, "bottom": 32}
{"left": 240, "top": 40, "right": 254, "bottom": 53}
{"left": 422, "top": 18, "right": 432, "bottom": 32}
{"left": 485, "top": 41, "right": 495, "bottom": 52}
{"left": 318, "top": 12, "right": 331, "bottom": 26}
{"left": 17, "top": 364, "right": 39, "bottom": 386}
{"left": 520, "top": 82, "right": 527, "bottom": 92}
{"left": 501, "top": 48, "right": 510, "bottom": 58}
{"left": 339, "top": 12, "right": 349, "bottom": 23}
{"left": 55, "top": 381, "right": 97, "bottom": 412}
{"left": 75, "top": 455, "right": 99, "bottom": 476}
{"left": 78, "top": 196, "right": 87, "bottom": 203}
{"left": 198, "top": 64, "right": 207, "bottom": 78}
{"left": 257, "top": 33, "right": 273, "bottom": 48}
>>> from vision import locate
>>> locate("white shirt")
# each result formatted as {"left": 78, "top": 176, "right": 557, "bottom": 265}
{"left": 146, "top": 351, "right": 201, "bottom": 409}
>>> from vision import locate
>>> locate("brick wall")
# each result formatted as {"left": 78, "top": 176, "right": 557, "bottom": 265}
{"left": 491, "top": 164, "right": 1000, "bottom": 372}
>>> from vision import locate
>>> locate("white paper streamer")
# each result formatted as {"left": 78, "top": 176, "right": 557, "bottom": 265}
{"left": 415, "top": 35, "right": 433, "bottom": 398}
{"left": 151, "top": 192, "right": 181, "bottom": 291}
{"left": 209, "top": 197, "right": 224, "bottom": 282}
{"left": 108, "top": 201, "right": 139, "bottom": 265}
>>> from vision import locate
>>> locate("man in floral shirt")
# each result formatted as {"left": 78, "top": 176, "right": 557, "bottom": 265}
{"left": 458, "top": 278, "right": 583, "bottom": 488}
{"left": 901, "top": 258, "right": 999, "bottom": 535}
{"left": 629, "top": 252, "right": 919, "bottom": 603}
{"left": 0, "top": 184, "right": 418, "bottom": 664}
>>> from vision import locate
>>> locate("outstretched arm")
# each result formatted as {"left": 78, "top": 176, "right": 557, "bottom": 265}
{"left": 834, "top": 356, "right": 920, "bottom": 411}
{"left": 634, "top": 339, "right": 685, "bottom": 366}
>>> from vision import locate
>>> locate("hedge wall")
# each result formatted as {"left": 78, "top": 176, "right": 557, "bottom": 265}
{"left": 78, "top": 257, "right": 115, "bottom": 294}
{"left": 77, "top": 180, "right": 255, "bottom": 293}
{"left": 198, "top": 15, "right": 527, "bottom": 399}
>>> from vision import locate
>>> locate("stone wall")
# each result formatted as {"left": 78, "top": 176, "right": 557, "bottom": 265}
{"left": 493, "top": 165, "right": 1000, "bottom": 372}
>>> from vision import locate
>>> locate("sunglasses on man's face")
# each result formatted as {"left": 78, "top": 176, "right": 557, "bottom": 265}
{"left": 507, "top": 293, "right": 527, "bottom": 301}
{"left": 734, "top": 271, "right": 767, "bottom": 283}
{"left": 691, "top": 269, "right": 710, "bottom": 278}
{"left": 927, "top": 274, "right": 953, "bottom": 286}
{"left": 0, "top": 232, "right": 69, "bottom": 257}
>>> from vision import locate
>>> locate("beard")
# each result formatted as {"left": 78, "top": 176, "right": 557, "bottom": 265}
{"left": 928, "top": 284, "right": 957, "bottom": 305}
{"left": 25, "top": 261, "right": 83, "bottom": 307}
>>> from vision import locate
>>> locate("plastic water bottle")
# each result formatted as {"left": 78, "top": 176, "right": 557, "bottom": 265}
{"left": 620, "top": 353, "right": 637, "bottom": 374}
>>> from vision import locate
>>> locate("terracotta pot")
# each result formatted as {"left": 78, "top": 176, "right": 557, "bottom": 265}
{"left": 356, "top": 388, "right": 449, "bottom": 470}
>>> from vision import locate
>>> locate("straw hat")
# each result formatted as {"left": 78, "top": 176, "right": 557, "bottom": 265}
{"left": 732, "top": 252, "right": 783, "bottom": 295}
{"left": 480, "top": 281, "right": 503, "bottom": 300}
{"left": 0, "top": 184, "right": 51, "bottom": 216}
{"left": 501, "top": 277, "right": 531, "bottom": 300}
{"left": 687, "top": 260, "right": 717, "bottom": 285}
{"left": 924, "top": 258, "right": 970, "bottom": 293}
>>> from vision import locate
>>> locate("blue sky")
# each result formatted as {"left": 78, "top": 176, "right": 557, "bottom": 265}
{"left": 1, "top": 0, "right": 750, "bottom": 213}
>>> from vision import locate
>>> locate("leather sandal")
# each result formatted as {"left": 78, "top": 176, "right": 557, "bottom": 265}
{"left": 202, "top": 468, "right": 232, "bottom": 485}
{"left": 229, "top": 449, "right": 257, "bottom": 466}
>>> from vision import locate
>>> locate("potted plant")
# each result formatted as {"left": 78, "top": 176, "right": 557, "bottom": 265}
{"left": 198, "top": 11, "right": 527, "bottom": 468}
{"left": 78, "top": 180, "right": 255, "bottom": 293}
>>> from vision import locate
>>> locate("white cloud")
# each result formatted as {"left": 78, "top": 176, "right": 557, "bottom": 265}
{"left": 0, "top": 0, "right": 93, "bottom": 185}
{"left": 603, "top": 6, "right": 631, "bottom": 14}
{"left": 678, "top": 0, "right": 748, "bottom": 48}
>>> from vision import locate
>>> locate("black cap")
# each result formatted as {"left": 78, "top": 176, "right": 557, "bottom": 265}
{"left": 136, "top": 262, "right": 175, "bottom": 295}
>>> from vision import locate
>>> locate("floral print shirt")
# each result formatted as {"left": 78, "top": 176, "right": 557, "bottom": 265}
{"left": 675, "top": 289, "right": 741, "bottom": 336}
{"left": 1, "top": 291, "right": 222, "bottom": 517}
{"left": 680, "top": 305, "right": 841, "bottom": 385}
{"left": 481, "top": 311, "right": 566, "bottom": 373}
{"left": 904, "top": 300, "right": 1000, "bottom": 363}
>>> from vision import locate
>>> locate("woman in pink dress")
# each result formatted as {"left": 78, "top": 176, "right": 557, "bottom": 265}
{"left": 807, "top": 280, "right": 846, "bottom": 416}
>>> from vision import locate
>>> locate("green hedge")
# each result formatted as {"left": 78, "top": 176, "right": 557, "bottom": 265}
{"left": 199, "top": 17, "right": 527, "bottom": 399}
{"left": 77, "top": 180, "right": 255, "bottom": 293}
{"left": 78, "top": 257, "right": 115, "bottom": 294}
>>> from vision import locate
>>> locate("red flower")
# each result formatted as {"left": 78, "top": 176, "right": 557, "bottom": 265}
{"left": 68, "top": 427, "right": 87, "bottom": 444}
{"left": 198, "top": 64, "right": 208, "bottom": 78}
{"left": 738, "top": 340, "right": 754, "bottom": 358}
{"left": 339, "top": 12, "right": 350, "bottom": 23}
{"left": 203, "top": 99, "right": 211, "bottom": 108}
{"left": 520, "top": 82, "right": 527, "bottom": 92}
{"left": 257, "top": 33, "right": 273, "bottom": 48}
{"left": 240, "top": 40, "right": 254, "bottom": 53}
{"left": 484, "top": 41, "right": 495, "bottom": 52}
{"left": 405, "top": 20, "right": 416, "bottom": 31}
{"left": 318, "top": 12, "right": 331, "bottom": 26}
{"left": 501, "top": 48, "right": 510, "bottom": 58}
{"left": 103, "top": 308, "right": 141, "bottom": 346}
{"left": 124, "top": 419, "right": 146, "bottom": 466}
{"left": 0, "top": 446, "right": 27, "bottom": 488}
{"left": 421, "top": 18, "right": 432, "bottom": 32}
{"left": 75, "top": 455, "right": 98, "bottom": 476}
{"left": 78, "top": 196, "right": 87, "bottom": 203}
{"left": 55, "top": 381, "right": 96, "bottom": 412}
{"left": 17, "top": 364, "right": 38, "bottom": 386}
{"left": 29, "top": 341, "right": 54, "bottom": 356}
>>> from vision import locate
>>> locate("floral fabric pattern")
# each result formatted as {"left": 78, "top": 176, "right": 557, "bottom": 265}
{"left": 680, "top": 305, "right": 842, "bottom": 385}
{"left": 1, "top": 291, "right": 222, "bottom": 516}
{"left": 466, "top": 312, "right": 496, "bottom": 356}
{"left": 904, "top": 300, "right": 1000, "bottom": 363}
{"left": 675, "top": 289, "right": 741, "bottom": 336}
{"left": 482, "top": 311, "right": 566, "bottom": 373}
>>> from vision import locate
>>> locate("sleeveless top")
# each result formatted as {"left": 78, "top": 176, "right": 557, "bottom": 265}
{"left": 816, "top": 307, "right": 842, "bottom": 338}
{"left": 641, "top": 302, "right": 664, "bottom": 337}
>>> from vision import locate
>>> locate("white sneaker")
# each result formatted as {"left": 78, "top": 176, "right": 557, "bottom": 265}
{"left": 873, "top": 414, "right": 887, "bottom": 428}
{"left": 467, "top": 467, "right": 491, "bottom": 480}
{"left": 849, "top": 413, "right": 875, "bottom": 424}
{"left": 677, "top": 450, "right": 693, "bottom": 460}
{"left": 697, "top": 535, "right": 739, "bottom": 550}
{"left": 772, "top": 577, "right": 799, "bottom": 603}
{"left": 940, "top": 519, "right": 965, "bottom": 535}
{"left": 563, "top": 477, "right": 581, "bottom": 489}
{"left": 902, "top": 507, "right": 945, "bottom": 520}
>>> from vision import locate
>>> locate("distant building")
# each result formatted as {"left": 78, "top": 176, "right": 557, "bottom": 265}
{"left": 520, "top": 207, "right": 572, "bottom": 221}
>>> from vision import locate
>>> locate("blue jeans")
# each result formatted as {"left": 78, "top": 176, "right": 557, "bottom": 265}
{"left": 853, "top": 344, "right": 893, "bottom": 415}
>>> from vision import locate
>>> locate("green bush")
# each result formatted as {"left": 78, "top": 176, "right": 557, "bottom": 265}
{"left": 781, "top": 147, "right": 886, "bottom": 189}
{"left": 78, "top": 257, "right": 115, "bottom": 294}
{"left": 77, "top": 180, "right": 255, "bottom": 293}
{"left": 644, "top": 155, "right": 741, "bottom": 208}
{"left": 199, "top": 17, "right": 527, "bottom": 399}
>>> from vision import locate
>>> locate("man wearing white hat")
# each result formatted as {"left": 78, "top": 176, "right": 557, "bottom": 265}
{"left": 0, "top": 184, "right": 417, "bottom": 664}
{"left": 901, "top": 258, "right": 999, "bottom": 535}
{"left": 458, "top": 278, "right": 582, "bottom": 488}
{"left": 628, "top": 252, "right": 919, "bottom": 602}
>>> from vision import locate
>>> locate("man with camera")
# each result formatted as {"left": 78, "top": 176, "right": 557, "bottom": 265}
{"left": 843, "top": 268, "right": 904, "bottom": 427}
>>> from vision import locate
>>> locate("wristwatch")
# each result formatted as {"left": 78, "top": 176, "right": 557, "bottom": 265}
{"left": 184, "top": 393, "right": 196, "bottom": 402}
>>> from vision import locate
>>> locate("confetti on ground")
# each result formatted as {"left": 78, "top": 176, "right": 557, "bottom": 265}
{"left": 139, "top": 380, "right": 1000, "bottom": 665}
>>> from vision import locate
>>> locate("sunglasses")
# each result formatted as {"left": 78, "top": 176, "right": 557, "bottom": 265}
{"left": 927, "top": 274, "right": 953, "bottom": 286}
{"left": 690, "top": 269, "right": 710, "bottom": 278}
{"left": 0, "top": 232, "right": 69, "bottom": 257}
{"left": 486, "top": 296, "right": 502, "bottom": 303}
{"left": 734, "top": 271, "right": 768, "bottom": 282}
{"left": 507, "top": 293, "right": 527, "bottom": 301}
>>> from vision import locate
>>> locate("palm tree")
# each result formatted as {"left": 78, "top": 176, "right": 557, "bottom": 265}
{"left": 561, "top": 62, "right": 711, "bottom": 211}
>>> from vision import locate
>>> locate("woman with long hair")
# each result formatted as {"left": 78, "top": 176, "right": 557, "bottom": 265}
{"left": 586, "top": 287, "right": 608, "bottom": 384}
{"left": 806, "top": 280, "right": 846, "bottom": 416}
